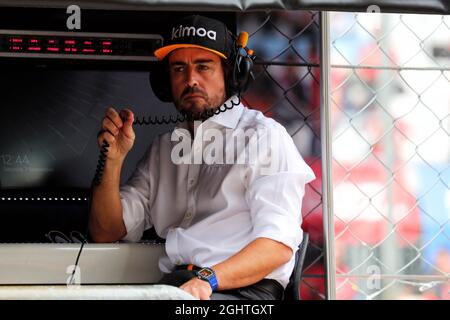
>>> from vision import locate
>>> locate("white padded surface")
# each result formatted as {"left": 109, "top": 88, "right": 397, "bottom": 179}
{"left": 0, "top": 284, "right": 196, "bottom": 300}
{"left": 0, "top": 243, "right": 166, "bottom": 284}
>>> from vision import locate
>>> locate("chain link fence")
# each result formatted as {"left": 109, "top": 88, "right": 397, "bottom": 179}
{"left": 330, "top": 12, "right": 450, "bottom": 299}
{"left": 237, "top": 11, "right": 326, "bottom": 300}
{"left": 236, "top": 10, "right": 450, "bottom": 300}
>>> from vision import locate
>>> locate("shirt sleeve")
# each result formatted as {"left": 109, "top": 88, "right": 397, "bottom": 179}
{"left": 245, "top": 125, "right": 315, "bottom": 252}
{"left": 119, "top": 141, "right": 157, "bottom": 242}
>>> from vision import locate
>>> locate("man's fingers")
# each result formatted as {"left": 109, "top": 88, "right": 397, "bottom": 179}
{"left": 105, "top": 107, "right": 123, "bottom": 129}
{"left": 101, "top": 107, "right": 135, "bottom": 142}
{"left": 102, "top": 117, "right": 120, "bottom": 136}
{"left": 119, "top": 108, "right": 135, "bottom": 139}
{"left": 119, "top": 108, "right": 134, "bottom": 125}
{"left": 96, "top": 107, "right": 135, "bottom": 160}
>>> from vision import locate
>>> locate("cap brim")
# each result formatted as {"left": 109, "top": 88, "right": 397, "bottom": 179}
{"left": 154, "top": 44, "right": 227, "bottom": 60}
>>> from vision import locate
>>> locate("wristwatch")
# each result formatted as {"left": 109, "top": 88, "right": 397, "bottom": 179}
{"left": 196, "top": 267, "right": 218, "bottom": 291}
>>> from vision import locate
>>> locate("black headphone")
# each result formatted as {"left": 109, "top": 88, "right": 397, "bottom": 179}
{"left": 149, "top": 31, "right": 255, "bottom": 103}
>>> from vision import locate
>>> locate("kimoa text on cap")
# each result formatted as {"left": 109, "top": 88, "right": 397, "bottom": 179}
{"left": 172, "top": 25, "right": 217, "bottom": 41}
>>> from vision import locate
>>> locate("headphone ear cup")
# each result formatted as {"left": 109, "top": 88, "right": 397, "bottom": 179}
{"left": 149, "top": 61, "right": 173, "bottom": 103}
{"left": 231, "top": 50, "right": 254, "bottom": 94}
{"left": 237, "top": 55, "right": 253, "bottom": 92}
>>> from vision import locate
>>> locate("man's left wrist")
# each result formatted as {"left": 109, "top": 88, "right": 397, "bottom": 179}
{"left": 196, "top": 267, "right": 218, "bottom": 291}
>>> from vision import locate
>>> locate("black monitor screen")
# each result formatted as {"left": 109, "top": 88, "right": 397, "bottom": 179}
{"left": 0, "top": 69, "right": 176, "bottom": 188}
{"left": 0, "top": 68, "right": 176, "bottom": 242}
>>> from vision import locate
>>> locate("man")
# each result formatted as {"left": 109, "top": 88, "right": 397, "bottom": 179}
{"left": 89, "top": 15, "right": 315, "bottom": 300}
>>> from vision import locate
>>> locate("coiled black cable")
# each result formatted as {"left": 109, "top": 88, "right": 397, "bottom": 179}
{"left": 133, "top": 95, "right": 241, "bottom": 125}
{"left": 92, "top": 96, "right": 240, "bottom": 186}
{"left": 92, "top": 140, "right": 110, "bottom": 186}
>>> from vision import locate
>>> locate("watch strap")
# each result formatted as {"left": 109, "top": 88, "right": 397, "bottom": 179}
{"left": 197, "top": 267, "right": 218, "bottom": 291}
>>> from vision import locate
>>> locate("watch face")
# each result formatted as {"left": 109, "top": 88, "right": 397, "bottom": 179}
{"left": 198, "top": 269, "right": 213, "bottom": 278}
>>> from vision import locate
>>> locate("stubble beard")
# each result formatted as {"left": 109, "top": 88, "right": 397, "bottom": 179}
{"left": 175, "top": 91, "right": 227, "bottom": 121}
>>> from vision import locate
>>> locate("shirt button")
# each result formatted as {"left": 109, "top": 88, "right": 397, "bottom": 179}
{"left": 176, "top": 258, "right": 182, "bottom": 265}
{"left": 186, "top": 211, "right": 192, "bottom": 219}
{"left": 189, "top": 179, "right": 195, "bottom": 185}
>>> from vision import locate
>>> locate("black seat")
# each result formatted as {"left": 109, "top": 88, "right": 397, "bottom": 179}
{"left": 284, "top": 232, "right": 309, "bottom": 300}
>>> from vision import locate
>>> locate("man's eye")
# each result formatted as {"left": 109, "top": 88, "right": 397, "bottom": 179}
{"left": 173, "top": 66, "right": 184, "bottom": 72}
{"left": 198, "top": 65, "right": 209, "bottom": 71}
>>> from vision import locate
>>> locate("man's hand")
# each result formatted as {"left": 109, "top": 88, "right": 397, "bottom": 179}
{"left": 180, "top": 277, "right": 213, "bottom": 300}
{"left": 98, "top": 107, "right": 135, "bottom": 163}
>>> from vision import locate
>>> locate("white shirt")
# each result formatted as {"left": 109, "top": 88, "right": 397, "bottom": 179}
{"left": 119, "top": 96, "right": 315, "bottom": 288}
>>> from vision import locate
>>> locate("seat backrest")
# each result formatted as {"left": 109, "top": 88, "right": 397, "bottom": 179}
{"left": 284, "top": 232, "right": 309, "bottom": 300}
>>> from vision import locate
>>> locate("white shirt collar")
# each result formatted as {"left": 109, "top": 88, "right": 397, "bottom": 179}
{"left": 173, "top": 95, "right": 244, "bottom": 139}
{"left": 207, "top": 95, "right": 243, "bottom": 129}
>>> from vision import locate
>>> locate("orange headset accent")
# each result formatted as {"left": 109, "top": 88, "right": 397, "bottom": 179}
{"left": 237, "top": 31, "right": 249, "bottom": 48}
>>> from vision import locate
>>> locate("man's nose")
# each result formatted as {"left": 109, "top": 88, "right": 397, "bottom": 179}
{"left": 186, "top": 67, "right": 199, "bottom": 87}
